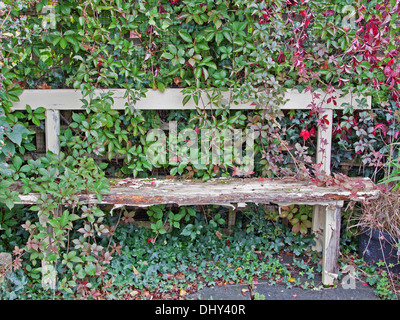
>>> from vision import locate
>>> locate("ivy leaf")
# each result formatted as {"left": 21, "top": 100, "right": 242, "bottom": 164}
{"left": 60, "top": 211, "right": 69, "bottom": 227}
{"left": 46, "top": 252, "right": 58, "bottom": 261}
{"left": 20, "top": 164, "right": 32, "bottom": 172}
{"left": 178, "top": 30, "right": 192, "bottom": 43}
{"left": 155, "top": 219, "right": 163, "bottom": 230}
{"left": 194, "top": 67, "right": 202, "bottom": 79}
{"left": 68, "top": 214, "right": 81, "bottom": 221}
{"left": 60, "top": 37, "right": 68, "bottom": 49}
{"left": 182, "top": 95, "right": 191, "bottom": 106}
{"left": 202, "top": 67, "right": 209, "bottom": 80}
{"left": 7, "top": 124, "right": 29, "bottom": 146}
{"left": 12, "top": 156, "right": 23, "bottom": 171}
{"left": 204, "top": 61, "right": 217, "bottom": 70}
{"left": 161, "top": 52, "right": 174, "bottom": 60}
{"left": 5, "top": 198, "right": 14, "bottom": 210}
{"left": 85, "top": 263, "right": 97, "bottom": 276}
{"left": 2, "top": 140, "right": 15, "bottom": 157}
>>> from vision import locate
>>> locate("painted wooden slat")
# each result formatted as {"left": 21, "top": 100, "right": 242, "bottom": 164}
{"left": 312, "top": 109, "right": 334, "bottom": 253}
{"left": 45, "top": 109, "right": 60, "bottom": 154}
{"left": 317, "top": 109, "right": 334, "bottom": 175}
{"left": 12, "top": 88, "right": 371, "bottom": 111}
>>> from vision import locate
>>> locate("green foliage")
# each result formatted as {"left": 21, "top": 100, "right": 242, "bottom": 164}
{"left": 1, "top": 0, "right": 400, "bottom": 299}
{"left": 100, "top": 213, "right": 317, "bottom": 297}
{"left": 280, "top": 205, "right": 313, "bottom": 235}
{"left": 363, "top": 263, "right": 398, "bottom": 300}
{"left": 2, "top": 0, "right": 400, "bottom": 180}
{"left": 379, "top": 142, "right": 400, "bottom": 189}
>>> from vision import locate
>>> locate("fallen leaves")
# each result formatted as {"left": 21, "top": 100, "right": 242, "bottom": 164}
{"left": 129, "top": 290, "right": 139, "bottom": 297}
{"left": 179, "top": 288, "right": 187, "bottom": 296}
{"left": 121, "top": 281, "right": 197, "bottom": 300}
{"left": 173, "top": 76, "right": 182, "bottom": 86}
{"left": 241, "top": 288, "right": 249, "bottom": 296}
{"left": 132, "top": 265, "right": 141, "bottom": 276}
{"left": 36, "top": 82, "right": 51, "bottom": 89}
{"left": 175, "top": 272, "right": 186, "bottom": 281}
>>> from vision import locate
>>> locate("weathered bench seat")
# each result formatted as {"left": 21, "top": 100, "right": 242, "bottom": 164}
{"left": 16, "top": 176, "right": 378, "bottom": 206}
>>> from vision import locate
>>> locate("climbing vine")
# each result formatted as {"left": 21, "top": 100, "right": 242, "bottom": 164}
{"left": 1, "top": 0, "right": 400, "bottom": 298}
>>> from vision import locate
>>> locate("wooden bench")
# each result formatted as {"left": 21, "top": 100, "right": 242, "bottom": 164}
{"left": 11, "top": 88, "right": 380, "bottom": 285}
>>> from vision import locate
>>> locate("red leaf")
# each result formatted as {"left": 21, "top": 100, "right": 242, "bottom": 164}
{"left": 374, "top": 123, "right": 388, "bottom": 136}
{"left": 300, "top": 129, "right": 310, "bottom": 141}
{"left": 232, "top": 166, "right": 242, "bottom": 177}
{"left": 277, "top": 51, "right": 286, "bottom": 64}
{"left": 319, "top": 114, "right": 330, "bottom": 126}
{"left": 159, "top": 5, "right": 166, "bottom": 14}
{"left": 323, "top": 9, "right": 335, "bottom": 16}
{"left": 97, "top": 54, "right": 105, "bottom": 66}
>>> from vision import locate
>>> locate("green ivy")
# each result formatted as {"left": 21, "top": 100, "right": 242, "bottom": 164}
{"left": 1, "top": 0, "right": 400, "bottom": 299}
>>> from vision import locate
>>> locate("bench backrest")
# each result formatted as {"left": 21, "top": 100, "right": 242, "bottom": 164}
{"left": 13, "top": 88, "right": 371, "bottom": 175}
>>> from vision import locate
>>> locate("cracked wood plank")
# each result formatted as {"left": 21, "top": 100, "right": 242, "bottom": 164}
{"left": 14, "top": 177, "right": 380, "bottom": 206}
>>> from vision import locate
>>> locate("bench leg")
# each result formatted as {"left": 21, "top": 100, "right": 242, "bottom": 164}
{"left": 45, "top": 109, "right": 60, "bottom": 155}
{"left": 311, "top": 205, "right": 325, "bottom": 252}
{"left": 39, "top": 205, "right": 61, "bottom": 291}
{"left": 321, "top": 203, "right": 342, "bottom": 286}
{"left": 227, "top": 208, "right": 236, "bottom": 234}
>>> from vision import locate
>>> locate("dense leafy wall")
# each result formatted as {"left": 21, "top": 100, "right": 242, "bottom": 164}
{"left": 0, "top": 0, "right": 400, "bottom": 298}
{"left": 1, "top": 0, "right": 400, "bottom": 180}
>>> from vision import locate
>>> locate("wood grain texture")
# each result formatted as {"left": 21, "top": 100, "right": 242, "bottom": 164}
{"left": 14, "top": 177, "right": 379, "bottom": 206}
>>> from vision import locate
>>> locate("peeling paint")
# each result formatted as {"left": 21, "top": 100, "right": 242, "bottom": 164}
{"left": 12, "top": 177, "right": 380, "bottom": 207}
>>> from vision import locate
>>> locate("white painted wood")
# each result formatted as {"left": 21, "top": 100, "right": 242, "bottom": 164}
{"left": 317, "top": 109, "right": 333, "bottom": 175}
{"left": 312, "top": 205, "right": 325, "bottom": 252}
{"left": 322, "top": 203, "right": 342, "bottom": 285}
{"left": 12, "top": 89, "right": 371, "bottom": 111}
{"left": 313, "top": 108, "right": 333, "bottom": 254}
{"left": 45, "top": 109, "right": 60, "bottom": 154}
{"left": 13, "top": 178, "right": 377, "bottom": 205}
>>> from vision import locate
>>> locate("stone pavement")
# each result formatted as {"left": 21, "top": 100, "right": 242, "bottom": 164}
{"left": 189, "top": 274, "right": 379, "bottom": 300}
